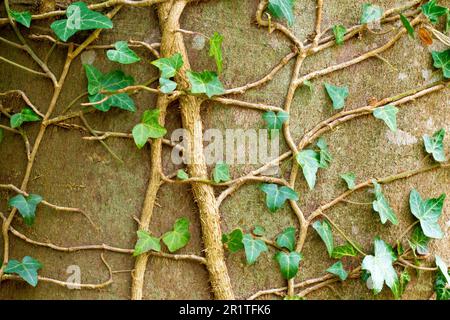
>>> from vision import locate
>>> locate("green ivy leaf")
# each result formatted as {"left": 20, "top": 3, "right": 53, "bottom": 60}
{"left": 431, "top": 49, "right": 450, "bottom": 79}
{"left": 10, "top": 108, "right": 41, "bottom": 128}
{"left": 435, "top": 269, "right": 450, "bottom": 300}
{"left": 162, "top": 217, "right": 191, "bottom": 253}
{"left": 316, "top": 137, "right": 332, "bottom": 168}
{"left": 187, "top": 70, "right": 225, "bottom": 98}
{"left": 362, "top": 238, "right": 398, "bottom": 295}
{"left": 324, "top": 83, "right": 349, "bottom": 110}
{"left": 260, "top": 184, "right": 299, "bottom": 213}
{"left": 332, "top": 25, "right": 346, "bottom": 45}
{"left": 327, "top": 261, "right": 348, "bottom": 280}
{"left": 275, "top": 251, "right": 302, "bottom": 279}
{"left": 8, "top": 194, "right": 42, "bottom": 226}
{"left": 106, "top": 41, "right": 141, "bottom": 64}
{"left": 213, "top": 162, "right": 231, "bottom": 183}
{"left": 400, "top": 14, "right": 415, "bottom": 38}
{"left": 276, "top": 226, "right": 296, "bottom": 252}
{"left": 242, "top": 234, "right": 268, "bottom": 265}
{"left": 159, "top": 78, "right": 177, "bottom": 94}
{"left": 252, "top": 225, "right": 266, "bottom": 236}
{"left": 50, "top": 2, "right": 113, "bottom": 41}
{"left": 372, "top": 180, "right": 398, "bottom": 225}
{"left": 408, "top": 226, "right": 430, "bottom": 255}
{"left": 267, "top": 0, "right": 296, "bottom": 26}
{"left": 4, "top": 256, "right": 42, "bottom": 287}
{"left": 423, "top": 128, "right": 446, "bottom": 162}
{"left": 409, "top": 189, "right": 445, "bottom": 239}
{"left": 222, "top": 229, "right": 244, "bottom": 253}
{"left": 133, "top": 230, "right": 161, "bottom": 256}
{"left": 391, "top": 270, "right": 411, "bottom": 299}
{"left": 340, "top": 172, "right": 356, "bottom": 190}
{"left": 132, "top": 109, "right": 167, "bottom": 149}
{"left": 435, "top": 255, "right": 450, "bottom": 286}
{"left": 177, "top": 169, "right": 189, "bottom": 180}
{"left": 209, "top": 32, "right": 223, "bottom": 74}
{"left": 151, "top": 53, "right": 183, "bottom": 79}
{"left": 331, "top": 242, "right": 358, "bottom": 259}
{"left": 421, "top": 0, "right": 448, "bottom": 24}
{"left": 296, "top": 150, "right": 320, "bottom": 189}
{"left": 9, "top": 10, "right": 31, "bottom": 28}
{"left": 312, "top": 220, "right": 334, "bottom": 256}
{"left": 262, "top": 111, "right": 289, "bottom": 137}
{"left": 360, "top": 3, "right": 383, "bottom": 24}
{"left": 373, "top": 104, "right": 399, "bottom": 132}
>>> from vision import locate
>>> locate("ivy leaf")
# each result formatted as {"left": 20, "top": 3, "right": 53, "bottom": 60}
{"left": 9, "top": 10, "right": 31, "bottom": 28}
{"left": 275, "top": 251, "right": 302, "bottom": 280}
{"left": 133, "top": 230, "right": 161, "bottom": 256}
{"left": 332, "top": 25, "right": 346, "bottom": 45}
{"left": 222, "top": 229, "right": 244, "bottom": 253}
{"left": 409, "top": 189, "right": 445, "bottom": 239}
{"left": 435, "top": 255, "right": 450, "bottom": 286}
{"left": 187, "top": 70, "right": 225, "bottom": 98}
{"left": 276, "top": 226, "right": 296, "bottom": 252}
{"left": 50, "top": 2, "right": 113, "bottom": 42}
{"left": 10, "top": 108, "right": 41, "bottom": 128}
{"left": 259, "top": 184, "right": 299, "bottom": 213}
{"left": 8, "top": 194, "right": 42, "bottom": 226}
{"left": 431, "top": 49, "right": 450, "bottom": 79}
{"left": 435, "top": 269, "right": 450, "bottom": 300}
{"left": 159, "top": 78, "right": 177, "bottom": 94}
{"left": 408, "top": 226, "right": 430, "bottom": 255}
{"left": 242, "top": 234, "right": 268, "bottom": 265}
{"left": 391, "top": 270, "right": 411, "bottom": 299}
{"left": 162, "top": 217, "right": 191, "bottom": 253}
{"left": 209, "top": 32, "right": 223, "bottom": 74}
{"left": 331, "top": 242, "right": 358, "bottom": 259}
{"left": 83, "top": 64, "right": 103, "bottom": 95}
{"left": 312, "top": 220, "right": 334, "bottom": 256}
{"left": 400, "top": 14, "right": 415, "bottom": 38}
{"left": 132, "top": 109, "right": 167, "bottom": 149}
{"left": 151, "top": 53, "right": 183, "bottom": 79}
{"left": 372, "top": 180, "right": 398, "bottom": 225}
{"left": 423, "top": 128, "right": 446, "bottom": 162}
{"left": 252, "top": 225, "right": 266, "bottom": 236}
{"left": 296, "top": 150, "right": 320, "bottom": 189}
{"left": 106, "top": 41, "right": 141, "bottom": 64}
{"left": 373, "top": 104, "right": 399, "bottom": 132}
{"left": 213, "top": 162, "right": 231, "bottom": 183}
{"left": 316, "top": 137, "right": 332, "bottom": 168}
{"left": 177, "top": 169, "right": 189, "bottom": 180}
{"left": 327, "top": 261, "right": 348, "bottom": 280}
{"left": 4, "top": 256, "right": 42, "bottom": 287}
{"left": 421, "top": 0, "right": 448, "bottom": 24}
{"left": 262, "top": 111, "right": 289, "bottom": 136}
{"left": 362, "top": 238, "right": 398, "bottom": 295}
{"left": 324, "top": 83, "right": 349, "bottom": 110}
{"left": 267, "top": 0, "right": 296, "bottom": 26}
{"left": 340, "top": 172, "right": 356, "bottom": 190}
{"left": 360, "top": 3, "right": 383, "bottom": 24}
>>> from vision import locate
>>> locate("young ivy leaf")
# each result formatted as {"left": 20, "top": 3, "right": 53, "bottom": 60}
{"left": 50, "top": 2, "right": 113, "bottom": 42}
{"left": 435, "top": 255, "right": 450, "bottom": 286}
{"left": 259, "top": 184, "right": 299, "bottom": 213}
{"left": 372, "top": 180, "right": 398, "bottom": 225}
{"left": 276, "top": 226, "right": 296, "bottom": 252}
{"left": 8, "top": 194, "right": 42, "bottom": 226}
{"left": 252, "top": 225, "right": 266, "bottom": 236}
{"left": 423, "top": 128, "right": 446, "bottom": 162}
{"left": 360, "top": 3, "right": 383, "bottom": 24}
{"left": 435, "top": 269, "right": 450, "bottom": 300}
{"left": 213, "top": 162, "right": 231, "bottom": 183}
{"left": 316, "top": 137, "right": 332, "bottom": 168}
{"left": 187, "top": 70, "right": 225, "bottom": 98}
{"left": 431, "top": 49, "right": 450, "bottom": 79}
{"left": 409, "top": 189, "right": 446, "bottom": 239}
{"left": 324, "top": 83, "right": 349, "bottom": 110}
{"left": 222, "top": 229, "right": 244, "bottom": 253}
{"left": 159, "top": 78, "right": 177, "bottom": 94}
{"left": 106, "top": 41, "right": 141, "bottom": 64}
{"left": 332, "top": 25, "right": 346, "bottom": 45}
{"left": 275, "top": 251, "right": 302, "bottom": 280}
{"left": 296, "top": 150, "right": 320, "bottom": 190}
{"left": 162, "top": 217, "right": 191, "bottom": 253}
{"left": 362, "top": 238, "right": 398, "bottom": 295}
{"left": 421, "top": 0, "right": 448, "bottom": 24}
{"left": 391, "top": 270, "right": 411, "bottom": 300}
{"left": 4, "top": 256, "right": 42, "bottom": 287}
{"left": 373, "top": 104, "right": 399, "bottom": 132}
{"left": 133, "top": 230, "right": 161, "bottom": 256}
{"left": 267, "top": 0, "right": 296, "bottom": 26}
{"left": 400, "top": 14, "right": 415, "bottom": 38}
{"left": 312, "top": 220, "right": 334, "bottom": 256}
{"left": 10, "top": 108, "right": 41, "bottom": 128}
{"left": 176, "top": 169, "right": 189, "bottom": 180}
{"left": 209, "top": 32, "right": 223, "bottom": 74}
{"left": 262, "top": 111, "right": 289, "bottom": 137}
{"left": 331, "top": 242, "right": 358, "bottom": 259}
{"left": 9, "top": 10, "right": 32, "bottom": 28}
{"left": 340, "top": 172, "right": 356, "bottom": 190}
{"left": 151, "top": 53, "right": 183, "bottom": 79}
{"left": 408, "top": 226, "right": 430, "bottom": 255}
{"left": 327, "top": 261, "right": 348, "bottom": 281}
{"left": 242, "top": 234, "right": 268, "bottom": 265}
{"left": 132, "top": 109, "right": 167, "bottom": 149}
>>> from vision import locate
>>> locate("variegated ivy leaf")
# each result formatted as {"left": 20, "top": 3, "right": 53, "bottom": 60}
{"left": 332, "top": 25, "right": 346, "bottom": 45}
{"left": 242, "top": 234, "right": 268, "bottom": 265}
{"left": 260, "top": 183, "right": 299, "bottom": 213}
{"left": 267, "top": 0, "right": 296, "bottom": 26}
{"left": 106, "top": 41, "right": 141, "bottom": 64}
{"left": 421, "top": 0, "right": 448, "bottom": 24}
{"left": 372, "top": 180, "right": 398, "bottom": 225}
{"left": 423, "top": 128, "right": 446, "bottom": 162}
{"left": 275, "top": 251, "right": 302, "bottom": 279}
{"left": 296, "top": 150, "right": 320, "bottom": 189}
{"left": 276, "top": 226, "right": 296, "bottom": 252}
{"left": 360, "top": 3, "right": 383, "bottom": 25}
{"left": 9, "top": 10, "right": 31, "bottom": 28}
{"left": 316, "top": 137, "right": 332, "bottom": 168}
{"left": 340, "top": 172, "right": 356, "bottom": 190}
{"left": 327, "top": 261, "right": 348, "bottom": 280}
{"left": 187, "top": 70, "right": 225, "bottom": 98}
{"left": 391, "top": 270, "right": 411, "bottom": 300}
{"left": 331, "top": 242, "right": 358, "bottom": 259}
{"left": 151, "top": 53, "right": 183, "bottom": 79}
{"left": 373, "top": 104, "right": 399, "bottom": 132}
{"left": 209, "top": 32, "right": 223, "bottom": 74}
{"left": 435, "top": 268, "right": 450, "bottom": 300}
{"left": 312, "top": 220, "right": 334, "bottom": 256}
{"left": 324, "top": 83, "right": 349, "bottom": 110}
{"left": 431, "top": 49, "right": 450, "bottom": 79}
{"left": 409, "top": 189, "right": 445, "bottom": 239}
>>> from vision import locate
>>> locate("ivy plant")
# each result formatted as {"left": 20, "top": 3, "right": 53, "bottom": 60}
{"left": 267, "top": 0, "right": 296, "bottom": 26}
{"left": 107, "top": 41, "right": 141, "bottom": 64}
{"left": 324, "top": 83, "right": 349, "bottom": 110}
{"left": 260, "top": 184, "right": 299, "bottom": 213}
{"left": 4, "top": 256, "right": 42, "bottom": 287}
{"left": 312, "top": 220, "right": 334, "bottom": 256}
{"left": 10, "top": 108, "right": 41, "bottom": 128}
{"left": 187, "top": 70, "right": 225, "bottom": 97}
{"left": 132, "top": 109, "right": 167, "bottom": 149}
{"left": 340, "top": 172, "right": 356, "bottom": 190}
{"left": 209, "top": 32, "right": 224, "bottom": 74}
{"left": 162, "top": 217, "right": 191, "bottom": 253}
{"left": 360, "top": 3, "right": 383, "bottom": 24}
{"left": 276, "top": 226, "right": 296, "bottom": 252}
{"left": 222, "top": 229, "right": 244, "bottom": 253}
{"left": 421, "top": 0, "right": 448, "bottom": 24}
{"left": 409, "top": 189, "right": 445, "bottom": 239}
{"left": 296, "top": 150, "right": 320, "bottom": 189}
{"left": 372, "top": 181, "right": 398, "bottom": 225}
{"left": 212, "top": 163, "right": 231, "bottom": 183}
{"left": 373, "top": 104, "right": 399, "bottom": 132}
{"left": 423, "top": 128, "right": 446, "bottom": 162}
{"left": 133, "top": 230, "right": 161, "bottom": 256}
{"left": 431, "top": 49, "right": 450, "bottom": 78}
{"left": 332, "top": 25, "right": 346, "bottom": 45}
{"left": 327, "top": 261, "right": 348, "bottom": 281}
{"left": 8, "top": 194, "right": 42, "bottom": 226}
{"left": 275, "top": 251, "right": 302, "bottom": 279}
{"left": 9, "top": 10, "right": 31, "bottom": 28}
{"left": 242, "top": 234, "right": 268, "bottom": 265}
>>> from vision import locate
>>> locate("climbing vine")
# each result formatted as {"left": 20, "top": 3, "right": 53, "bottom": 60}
{"left": 0, "top": 0, "right": 449, "bottom": 300}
